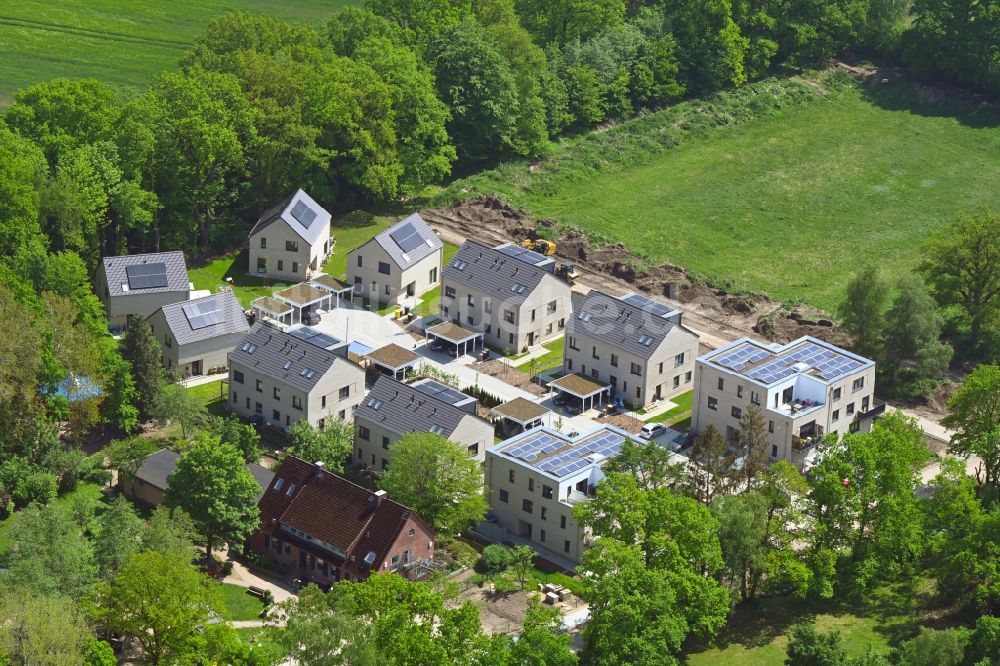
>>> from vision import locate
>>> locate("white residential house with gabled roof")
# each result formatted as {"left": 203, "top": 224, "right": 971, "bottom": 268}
{"left": 146, "top": 291, "right": 250, "bottom": 377}
{"left": 249, "top": 189, "right": 332, "bottom": 282}
{"left": 227, "top": 323, "right": 366, "bottom": 431}
{"left": 346, "top": 213, "right": 443, "bottom": 307}
{"left": 97, "top": 251, "right": 191, "bottom": 329}
{"left": 692, "top": 336, "right": 881, "bottom": 467}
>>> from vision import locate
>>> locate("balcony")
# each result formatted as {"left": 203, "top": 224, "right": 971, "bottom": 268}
{"left": 792, "top": 435, "right": 822, "bottom": 452}
{"left": 774, "top": 398, "right": 824, "bottom": 417}
{"left": 857, "top": 401, "right": 887, "bottom": 421}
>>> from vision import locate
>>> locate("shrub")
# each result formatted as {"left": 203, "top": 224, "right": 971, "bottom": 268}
{"left": 14, "top": 470, "right": 58, "bottom": 507}
{"left": 480, "top": 544, "right": 514, "bottom": 576}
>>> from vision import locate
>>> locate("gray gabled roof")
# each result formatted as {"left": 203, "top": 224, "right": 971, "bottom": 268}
{"left": 134, "top": 448, "right": 274, "bottom": 501}
{"left": 366, "top": 213, "right": 442, "bottom": 271}
{"left": 569, "top": 290, "right": 687, "bottom": 359}
{"left": 249, "top": 189, "right": 331, "bottom": 246}
{"left": 102, "top": 251, "right": 189, "bottom": 298}
{"left": 228, "top": 323, "right": 359, "bottom": 393}
{"left": 442, "top": 240, "right": 555, "bottom": 305}
{"left": 355, "top": 376, "right": 487, "bottom": 440}
{"left": 155, "top": 291, "right": 249, "bottom": 346}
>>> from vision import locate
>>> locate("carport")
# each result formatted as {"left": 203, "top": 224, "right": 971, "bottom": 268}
{"left": 492, "top": 397, "right": 549, "bottom": 436}
{"left": 310, "top": 274, "right": 355, "bottom": 309}
{"left": 549, "top": 373, "right": 611, "bottom": 413}
{"left": 274, "top": 283, "right": 334, "bottom": 324}
{"left": 366, "top": 343, "right": 421, "bottom": 380}
{"left": 426, "top": 321, "right": 483, "bottom": 359}
{"left": 250, "top": 296, "right": 293, "bottom": 325}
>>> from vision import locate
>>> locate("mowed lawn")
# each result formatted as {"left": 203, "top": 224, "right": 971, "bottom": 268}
{"left": 0, "top": 0, "right": 358, "bottom": 106}
{"left": 453, "top": 81, "right": 1000, "bottom": 311}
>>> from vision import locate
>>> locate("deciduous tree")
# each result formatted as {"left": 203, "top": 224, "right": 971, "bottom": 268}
{"left": 287, "top": 419, "right": 352, "bottom": 472}
{"left": 119, "top": 319, "right": 164, "bottom": 419}
{"left": 941, "top": 363, "right": 1000, "bottom": 489}
{"left": 94, "top": 496, "right": 145, "bottom": 578}
{"left": 688, "top": 424, "right": 734, "bottom": 504}
{"left": 0, "top": 590, "right": 91, "bottom": 666}
{"left": 882, "top": 275, "right": 953, "bottom": 396}
{"left": 837, "top": 264, "right": 889, "bottom": 359}
{"left": 2, "top": 502, "right": 96, "bottom": 599}
{"left": 154, "top": 383, "right": 207, "bottom": 440}
{"left": 737, "top": 403, "right": 769, "bottom": 492}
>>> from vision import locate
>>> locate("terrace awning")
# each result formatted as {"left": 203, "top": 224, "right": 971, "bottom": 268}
{"left": 550, "top": 373, "right": 609, "bottom": 399}
{"left": 492, "top": 397, "right": 549, "bottom": 426}
{"left": 427, "top": 321, "right": 484, "bottom": 359}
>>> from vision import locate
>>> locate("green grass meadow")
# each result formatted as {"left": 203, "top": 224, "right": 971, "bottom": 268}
{"left": 0, "top": 0, "right": 358, "bottom": 107}
{"left": 440, "top": 75, "right": 1000, "bottom": 311}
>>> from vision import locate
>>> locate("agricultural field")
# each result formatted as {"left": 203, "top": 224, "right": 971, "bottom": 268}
{"left": 0, "top": 0, "right": 357, "bottom": 106}
{"left": 440, "top": 74, "right": 1000, "bottom": 312}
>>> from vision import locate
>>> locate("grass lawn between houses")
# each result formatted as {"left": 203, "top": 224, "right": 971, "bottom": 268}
{"left": 187, "top": 379, "right": 228, "bottom": 418}
{"left": 644, "top": 389, "right": 693, "bottom": 425}
{"left": 188, "top": 250, "right": 292, "bottom": 309}
{"left": 0, "top": 0, "right": 359, "bottom": 108}
{"left": 0, "top": 481, "right": 105, "bottom": 556}
{"left": 217, "top": 582, "right": 267, "bottom": 621}
{"left": 436, "top": 73, "right": 1000, "bottom": 312}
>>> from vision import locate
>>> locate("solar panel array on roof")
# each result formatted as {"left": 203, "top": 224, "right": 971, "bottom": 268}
{"left": 287, "top": 326, "right": 342, "bottom": 350}
{"left": 502, "top": 429, "right": 627, "bottom": 477}
{"left": 412, "top": 379, "right": 469, "bottom": 406}
{"left": 289, "top": 199, "right": 317, "bottom": 228}
{"left": 745, "top": 342, "right": 864, "bottom": 383}
{"left": 713, "top": 342, "right": 772, "bottom": 371}
{"left": 503, "top": 431, "right": 565, "bottom": 463}
{"left": 621, "top": 293, "right": 673, "bottom": 318}
{"left": 389, "top": 222, "right": 426, "bottom": 253}
{"left": 125, "top": 262, "right": 168, "bottom": 290}
{"left": 497, "top": 244, "right": 547, "bottom": 265}
{"left": 182, "top": 298, "right": 224, "bottom": 330}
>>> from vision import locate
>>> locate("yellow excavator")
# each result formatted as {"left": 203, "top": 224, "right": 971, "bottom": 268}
{"left": 520, "top": 238, "right": 556, "bottom": 256}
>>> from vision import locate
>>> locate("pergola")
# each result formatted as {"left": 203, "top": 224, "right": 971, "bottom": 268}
{"left": 492, "top": 397, "right": 549, "bottom": 436}
{"left": 549, "top": 373, "right": 611, "bottom": 413}
{"left": 310, "top": 273, "right": 355, "bottom": 309}
{"left": 274, "top": 283, "right": 334, "bottom": 324}
{"left": 426, "top": 321, "right": 483, "bottom": 359}
{"left": 366, "top": 343, "right": 421, "bottom": 380}
{"left": 250, "top": 296, "right": 293, "bottom": 325}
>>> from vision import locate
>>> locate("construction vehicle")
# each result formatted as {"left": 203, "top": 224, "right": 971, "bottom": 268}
{"left": 520, "top": 238, "right": 556, "bottom": 256}
{"left": 557, "top": 261, "right": 578, "bottom": 285}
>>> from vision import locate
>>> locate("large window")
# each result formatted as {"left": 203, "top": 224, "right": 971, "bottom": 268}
{"left": 260, "top": 237, "right": 267, "bottom": 249}
{"left": 675, "top": 352, "right": 685, "bottom": 366}
{"left": 378, "top": 261, "right": 391, "bottom": 275}
{"left": 708, "top": 396, "right": 718, "bottom": 410}
{"left": 358, "top": 426, "right": 370, "bottom": 440}
{"left": 233, "top": 370, "right": 244, "bottom": 384}
{"left": 445, "top": 286, "right": 455, "bottom": 299}
{"left": 522, "top": 499, "right": 533, "bottom": 514}
{"left": 630, "top": 362, "right": 642, "bottom": 376}
{"left": 285, "top": 240, "right": 298, "bottom": 252}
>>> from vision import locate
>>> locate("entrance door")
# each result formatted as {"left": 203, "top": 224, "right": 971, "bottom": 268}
{"left": 406, "top": 281, "right": 415, "bottom": 297}
{"left": 519, "top": 521, "right": 533, "bottom": 539}
{"left": 191, "top": 359, "right": 203, "bottom": 376}
{"left": 299, "top": 550, "right": 307, "bottom": 566}
{"left": 528, "top": 331, "right": 536, "bottom": 347}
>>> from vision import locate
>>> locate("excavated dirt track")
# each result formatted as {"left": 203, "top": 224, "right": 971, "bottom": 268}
{"left": 421, "top": 196, "right": 852, "bottom": 350}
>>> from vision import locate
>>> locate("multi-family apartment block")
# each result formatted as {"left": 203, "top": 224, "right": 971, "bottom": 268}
{"left": 485, "top": 425, "right": 640, "bottom": 564}
{"left": 692, "top": 336, "right": 880, "bottom": 466}
{"left": 440, "top": 241, "right": 573, "bottom": 352}
{"left": 347, "top": 213, "right": 442, "bottom": 307}
{"left": 227, "top": 323, "right": 365, "bottom": 431}
{"left": 353, "top": 376, "right": 494, "bottom": 470}
{"left": 563, "top": 290, "right": 699, "bottom": 409}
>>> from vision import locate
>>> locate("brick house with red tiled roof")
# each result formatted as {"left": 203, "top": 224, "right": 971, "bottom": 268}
{"left": 251, "top": 456, "right": 435, "bottom": 584}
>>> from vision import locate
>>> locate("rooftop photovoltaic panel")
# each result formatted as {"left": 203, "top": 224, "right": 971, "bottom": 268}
{"left": 289, "top": 199, "right": 317, "bottom": 228}
{"left": 502, "top": 429, "right": 628, "bottom": 477}
{"left": 713, "top": 342, "right": 773, "bottom": 371}
{"left": 182, "top": 298, "right": 224, "bottom": 330}
{"left": 413, "top": 379, "right": 469, "bottom": 406}
{"left": 497, "top": 244, "right": 547, "bottom": 265}
{"left": 288, "top": 327, "right": 318, "bottom": 342}
{"left": 389, "top": 222, "right": 426, "bottom": 253}
{"left": 621, "top": 293, "right": 673, "bottom": 318}
{"left": 125, "top": 262, "right": 168, "bottom": 290}
{"left": 742, "top": 342, "right": 865, "bottom": 383}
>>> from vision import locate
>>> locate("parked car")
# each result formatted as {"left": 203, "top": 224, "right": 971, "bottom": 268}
{"left": 553, "top": 392, "right": 568, "bottom": 406}
{"left": 566, "top": 401, "right": 583, "bottom": 415}
{"left": 429, "top": 338, "right": 447, "bottom": 352}
{"left": 302, "top": 309, "right": 321, "bottom": 325}
{"left": 639, "top": 423, "right": 667, "bottom": 440}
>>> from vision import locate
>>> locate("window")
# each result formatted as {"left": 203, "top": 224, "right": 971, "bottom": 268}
{"left": 659, "top": 361, "right": 664, "bottom": 374}
{"left": 256, "top": 379, "right": 263, "bottom": 393}
{"left": 610, "top": 375, "right": 617, "bottom": 387}
{"left": 445, "top": 286, "right": 455, "bottom": 298}
{"left": 559, "top": 318, "right": 565, "bottom": 329}
{"left": 547, "top": 300, "right": 557, "bottom": 313}
{"left": 768, "top": 420, "right": 774, "bottom": 433}
{"left": 232, "top": 391, "right": 237, "bottom": 403}
{"left": 540, "top": 507, "right": 547, "bottom": 520}
{"left": 630, "top": 362, "right": 642, "bottom": 376}
{"left": 272, "top": 409, "right": 280, "bottom": 421}
{"left": 673, "top": 375, "right": 680, "bottom": 388}
{"left": 165, "top": 333, "right": 172, "bottom": 348}
{"left": 731, "top": 406, "right": 742, "bottom": 419}
{"left": 255, "top": 402, "right": 262, "bottom": 415}
{"left": 531, "top": 309, "right": 536, "bottom": 322}
{"left": 718, "top": 377, "right": 725, "bottom": 390}
{"left": 540, "top": 529, "right": 546, "bottom": 542}
{"left": 737, "top": 385, "right": 744, "bottom": 398}
{"left": 338, "top": 409, "right": 346, "bottom": 420}
{"left": 560, "top": 515, "right": 567, "bottom": 529}
{"left": 467, "top": 443, "right": 479, "bottom": 456}
{"left": 409, "top": 528, "right": 416, "bottom": 537}
{"left": 354, "top": 276, "right": 361, "bottom": 285}
{"left": 499, "top": 489, "right": 509, "bottom": 503}
{"left": 292, "top": 261, "right": 299, "bottom": 274}
{"left": 591, "top": 368, "right": 599, "bottom": 379}
{"left": 504, "top": 310, "right": 514, "bottom": 324}
{"left": 832, "top": 409, "right": 839, "bottom": 421}
{"left": 285, "top": 240, "right": 298, "bottom": 252}
{"left": 277, "top": 260, "right": 284, "bottom": 271}
{"left": 567, "top": 359, "right": 574, "bottom": 370}
{"left": 321, "top": 395, "right": 327, "bottom": 408}
{"left": 635, "top": 386, "right": 641, "bottom": 399}
{"left": 592, "top": 346, "right": 599, "bottom": 360}
{"left": 292, "top": 396, "right": 303, "bottom": 411}
{"left": 846, "top": 402, "right": 855, "bottom": 416}
{"left": 862, "top": 396, "right": 870, "bottom": 411}
{"left": 771, "top": 445, "right": 778, "bottom": 458}
{"left": 674, "top": 352, "right": 685, "bottom": 366}
{"left": 528, "top": 478, "right": 534, "bottom": 492}
{"left": 246, "top": 397, "right": 250, "bottom": 409}
{"left": 568, "top": 336, "right": 579, "bottom": 351}
{"left": 385, "top": 285, "right": 391, "bottom": 295}
{"left": 467, "top": 294, "right": 475, "bottom": 306}
{"left": 273, "top": 387, "right": 280, "bottom": 400}
{"left": 256, "top": 257, "right": 267, "bottom": 273}
{"left": 508, "top": 333, "right": 515, "bottom": 344}
{"left": 358, "top": 426, "right": 370, "bottom": 440}
{"left": 429, "top": 267, "right": 437, "bottom": 283}
{"left": 339, "top": 386, "right": 350, "bottom": 400}
{"left": 467, "top": 316, "right": 474, "bottom": 326}
{"left": 750, "top": 390, "right": 760, "bottom": 405}
{"left": 833, "top": 387, "right": 842, "bottom": 401}
{"left": 564, "top": 541, "right": 570, "bottom": 554}
{"left": 852, "top": 377, "right": 864, "bottom": 392}
{"left": 610, "top": 353, "right": 618, "bottom": 367}
{"left": 542, "top": 485, "right": 553, "bottom": 499}
{"left": 260, "top": 237, "right": 267, "bottom": 249}
{"left": 233, "top": 371, "right": 244, "bottom": 384}
{"left": 381, "top": 459, "right": 388, "bottom": 470}
{"left": 378, "top": 261, "right": 390, "bottom": 275}
{"left": 708, "top": 396, "right": 718, "bottom": 410}
{"left": 509, "top": 470, "right": 515, "bottom": 483}
{"left": 522, "top": 499, "right": 533, "bottom": 514}
{"left": 357, "top": 255, "right": 363, "bottom": 267}
{"left": 382, "top": 436, "right": 390, "bottom": 450}
{"left": 685, "top": 371, "right": 692, "bottom": 383}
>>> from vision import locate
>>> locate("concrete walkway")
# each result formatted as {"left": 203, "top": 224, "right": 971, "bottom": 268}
{"left": 222, "top": 558, "right": 297, "bottom": 604}
{"left": 180, "top": 374, "right": 227, "bottom": 388}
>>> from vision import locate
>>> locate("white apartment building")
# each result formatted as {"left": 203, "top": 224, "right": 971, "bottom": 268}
{"left": 692, "top": 336, "right": 880, "bottom": 466}
{"left": 485, "top": 425, "right": 641, "bottom": 565}
{"left": 564, "top": 290, "right": 699, "bottom": 409}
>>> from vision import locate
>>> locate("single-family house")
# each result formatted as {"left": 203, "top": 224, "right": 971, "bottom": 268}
{"left": 347, "top": 213, "right": 442, "bottom": 307}
{"left": 97, "top": 251, "right": 190, "bottom": 329}
{"left": 146, "top": 291, "right": 249, "bottom": 377}
{"left": 249, "top": 190, "right": 332, "bottom": 282}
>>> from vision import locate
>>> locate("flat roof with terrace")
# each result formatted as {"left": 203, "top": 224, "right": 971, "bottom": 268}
{"left": 490, "top": 425, "right": 635, "bottom": 486}
{"left": 702, "top": 336, "right": 874, "bottom": 387}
